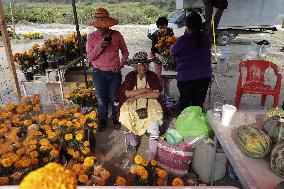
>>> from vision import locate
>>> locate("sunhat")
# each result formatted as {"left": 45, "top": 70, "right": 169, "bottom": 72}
{"left": 88, "top": 8, "right": 119, "bottom": 28}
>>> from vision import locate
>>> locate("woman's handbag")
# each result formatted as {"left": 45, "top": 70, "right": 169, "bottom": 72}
{"left": 136, "top": 99, "right": 148, "bottom": 119}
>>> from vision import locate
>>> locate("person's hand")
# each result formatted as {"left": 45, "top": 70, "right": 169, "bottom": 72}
{"left": 100, "top": 40, "right": 110, "bottom": 48}
{"left": 114, "top": 65, "right": 123, "bottom": 73}
{"left": 127, "top": 96, "right": 137, "bottom": 104}
{"left": 157, "top": 54, "right": 165, "bottom": 63}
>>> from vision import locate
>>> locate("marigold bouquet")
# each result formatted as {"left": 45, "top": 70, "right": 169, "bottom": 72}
{"left": 65, "top": 81, "right": 97, "bottom": 110}
{"left": 131, "top": 155, "right": 168, "bottom": 186}
{"left": 13, "top": 50, "right": 37, "bottom": 73}
{"left": 155, "top": 35, "right": 177, "bottom": 71}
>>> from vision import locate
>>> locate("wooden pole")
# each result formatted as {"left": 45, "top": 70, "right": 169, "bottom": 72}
{"left": 0, "top": 0, "right": 21, "bottom": 103}
{"left": 9, "top": 0, "right": 15, "bottom": 32}
{"left": 72, "top": 0, "right": 88, "bottom": 86}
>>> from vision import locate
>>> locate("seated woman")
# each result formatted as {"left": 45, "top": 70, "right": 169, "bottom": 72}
{"left": 115, "top": 52, "right": 164, "bottom": 160}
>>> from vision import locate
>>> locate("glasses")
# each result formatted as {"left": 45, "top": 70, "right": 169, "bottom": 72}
{"left": 213, "top": 102, "right": 223, "bottom": 117}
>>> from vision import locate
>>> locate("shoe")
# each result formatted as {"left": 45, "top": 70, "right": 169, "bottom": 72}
{"left": 113, "top": 120, "right": 121, "bottom": 131}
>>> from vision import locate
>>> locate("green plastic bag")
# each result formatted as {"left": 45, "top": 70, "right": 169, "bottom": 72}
{"left": 176, "top": 106, "right": 212, "bottom": 140}
{"left": 165, "top": 128, "right": 183, "bottom": 145}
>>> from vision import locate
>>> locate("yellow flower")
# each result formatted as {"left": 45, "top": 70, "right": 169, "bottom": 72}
{"left": 73, "top": 151, "right": 80, "bottom": 158}
{"left": 0, "top": 176, "right": 9, "bottom": 185}
{"left": 50, "top": 150, "right": 59, "bottom": 157}
{"left": 115, "top": 176, "right": 126, "bottom": 186}
{"left": 151, "top": 160, "right": 157, "bottom": 166}
{"left": 83, "top": 156, "right": 96, "bottom": 167}
{"left": 67, "top": 121, "right": 73, "bottom": 127}
{"left": 82, "top": 148, "right": 90, "bottom": 155}
{"left": 134, "top": 155, "right": 144, "bottom": 165}
{"left": 172, "top": 178, "right": 184, "bottom": 186}
{"left": 16, "top": 148, "right": 26, "bottom": 155}
{"left": 78, "top": 174, "right": 88, "bottom": 184}
{"left": 52, "top": 118, "right": 59, "bottom": 125}
{"left": 75, "top": 133, "right": 83, "bottom": 141}
{"left": 64, "top": 134, "right": 73, "bottom": 140}
{"left": 39, "top": 139, "right": 50, "bottom": 146}
{"left": 19, "top": 163, "right": 77, "bottom": 189}
{"left": 23, "top": 120, "right": 32, "bottom": 126}
{"left": 89, "top": 111, "right": 97, "bottom": 119}
{"left": 83, "top": 141, "right": 90, "bottom": 147}
{"left": 67, "top": 149, "right": 74, "bottom": 156}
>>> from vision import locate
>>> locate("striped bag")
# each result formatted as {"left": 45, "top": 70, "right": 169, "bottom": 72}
{"left": 156, "top": 139, "right": 193, "bottom": 177}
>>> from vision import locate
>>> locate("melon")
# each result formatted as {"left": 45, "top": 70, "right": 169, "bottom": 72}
{"left": 236, "top": 125, "right": 272, "bottom": 158}
{"left": 263, "top": 116, "right": 284, "bottom": 143}
{"left": 270, "top": 141, "right": 284, "bottom": 178}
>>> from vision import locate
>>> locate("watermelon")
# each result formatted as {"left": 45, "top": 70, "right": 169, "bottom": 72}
{"left": 270, "top": 141, "right": 284, "bottom": 178}
{"left": 236, "top": 125, "right": 272, "bottom": 158}
{"left": 263, "top": 116, "right": 284, "bottom": 144}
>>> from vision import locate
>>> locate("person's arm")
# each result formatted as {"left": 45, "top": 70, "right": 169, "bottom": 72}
{"left": 125, "top": 88, "right": 153, "bottom": 98}
{"left": 86, "top": 33, "right": 104, "bottom": 62}
{"left": 171, "top": 36, "right": 186, "bottom": 57}
{"left": 118, "top": 32, "right": 129, "bottom": 67}
{"left": 136, "top": 90, "right": 160, "bottom": 99}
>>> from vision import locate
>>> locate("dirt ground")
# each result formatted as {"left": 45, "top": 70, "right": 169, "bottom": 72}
{"left": 0, "top": 23, "right": 284, "bottom": 186}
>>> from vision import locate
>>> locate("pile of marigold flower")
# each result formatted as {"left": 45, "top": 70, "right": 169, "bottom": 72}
{"left": 23, "top": 32, "right": 43, "bottom": 40}
{"left": 0, "top": 94, "right": 100, "bottom": 186}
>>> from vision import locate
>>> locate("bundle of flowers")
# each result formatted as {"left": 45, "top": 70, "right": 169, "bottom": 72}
{"left": 155, "top": 35, "right": 177, "bottom": 71}
{"left": 131, "top": 155, "right": 168, "bottom": 186}
{"left": 65, "top": 81, "right": 97, "bottom": 109}
{"left": 13, "top": 32, "right": 88, "bottom": 77}
{"left": 22, "top": 32, "right": 43, "bottom": 40}
{"left": 93, "top": 164, "right": 111, "bottom": 186}
{"left": 13, "top": 50, "right": 37, "bottom": 74}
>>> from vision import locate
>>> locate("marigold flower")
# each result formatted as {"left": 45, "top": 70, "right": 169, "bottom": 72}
{"left": 100, "top": 170, "right": 110, "bottom": 180}
{"left": 134, "top": 155, "right": 144, "bottom": 165}
{"left": 31, "top": 158, "right": 38, "bottom": 165}
{"left": 43, "top": 157, "right": 49, "bottom": 163}
{"left": 156, "top": 177, "right": 165, "bottom": 186}
{"left": 83, "top": 156, "right": 96, "bottom": 167}
{"left": 23, "top": 120, "right": 32, "bottom": 126}
{"left": 83, "top": 141, "right": 90, "bottom": 147}
{"left": 19, "top": 163, "right": 77, "bottom": 189}
{"left": 0, "top": 176, "right": 9, "bottom": 185}
{"left": 141, "top": 160, "right": 148, "bottom": 167}
{"left": 94, "top": 177, "right": 105, "bottom": 186}
{"left": 157, "top": 169, "right": 167, "bottom": 179}
{"left": 16, "top": 148, "right": 26, "bottom": 155}
{"left": 82, "top": 148, "right": 90, "bottom": 155}
{"left": 39, "top": 139, "right": 50, "bottom": 146}
{"left": 67, "top": 149, "right": 75, "bottom": 156}
{"left": 30, "top": 151, "right": 39, "bottom": 158}
{"left": 73, "top": 151, "right": 80, "bottom": 158}
{"left": 140, "top": 170, "right": 148, "bottom": 180}
{"left": 64, "top": 134, "right": 73, "bottom": 140}
{"left": 115, "top": 176, "right": 126, "bottom": 186}
{"left": 22, "top": 159, "right": 32, "bottom": 167}
{"left": 172, "top": 178, "right": 184, "bottom": 186}
{"left": 75, "top": 133, "right": 83, "bottom": 141}
{"left": 1, "top": 158, "right": 13, "bottom": 168}
{"left": 78, "top": 174, "right": 88, "bottom": 184}
{"left": 151, "top": 160, "right": 157, "bottom": 166}
{"left": 50, "top": 149, "right": 59, "bottom": 157}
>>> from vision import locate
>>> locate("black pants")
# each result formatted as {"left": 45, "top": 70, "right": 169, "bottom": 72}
{"left": 177, "top": 77, "right": 211, "bottom": 113}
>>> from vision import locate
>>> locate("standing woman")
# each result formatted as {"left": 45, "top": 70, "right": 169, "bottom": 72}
{"left": 171, "top": 12, "right": 212, "bottom": 112}
{"left": 86, "top": 8, "right": 129, "bottom": 131}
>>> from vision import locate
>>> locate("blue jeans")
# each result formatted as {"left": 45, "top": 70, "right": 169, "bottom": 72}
{"left": 92, "top": 68, "right": 122, "bottom": 125}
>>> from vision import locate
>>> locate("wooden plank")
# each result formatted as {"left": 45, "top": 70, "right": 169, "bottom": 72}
{"left": 0, "top": 0, "right": 21, "bottom": 103}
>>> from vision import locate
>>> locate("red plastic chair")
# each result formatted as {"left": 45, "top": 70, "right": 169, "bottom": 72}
{"left": 235, "top": 60, "right": 282, "bottom": 109}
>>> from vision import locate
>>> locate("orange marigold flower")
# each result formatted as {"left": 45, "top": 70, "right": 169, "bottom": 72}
{"left": 83, "top": 156, "right": 96, "bottom": 167}
{"left": 0, "top": 176, "right": 9, "bottom": 185}
{"left": 43, "top": 157, "right": 49, "bottom": 163}
{"left": 30, "top": 151, "right": 39, "bottom": 158}
{"left": 31, "top": 158, "right": 38, "bottom": 165}
{"left": 83, "top": 141, "right": 90, "bottom": 147}
{"left": 134, "top": 155, "right": 144, "bottom": 165}
{"left": 172, "top": 178, "right": 184, "bottom": 186}
{"left": 21, "top": 159, "right": 32, "bottom": 167}
{"left": 75, "top": 133, "right": 83, "bottom": 141}
{"left": 151, "top": 160, "right": 157, "bottom": 166}
{"left": 1, "top": 158, "right": 13, "bottom": 168}
{"left": 67, "top": 149, "right": 74, "bottom": 156}
{"left": 16, "top": 148, "right": 26, "bottom": 155}
{"left": 78, "top": 174, "right": 88, "bottom": 184}
{"left": 94, "top": 177, "right": 105, "bottom": 186}
{"left": 100, "top": 170, "right": 110, "bottom": 180}
{"left": 157, "top": 169, "right": 167, "bottom": 179}
{"left": 115, "top": 176, "right": 126, "bottom": 186}
{"left": 64, "top": 134, "right": 73, "bottom": 140}
{"left": 50, "top": 150, "right": 59, "bottom": 157}
{"left": 23, "top": 120, "right": 32, "bottom": 126}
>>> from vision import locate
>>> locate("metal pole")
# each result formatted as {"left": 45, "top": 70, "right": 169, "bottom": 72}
{"left": 71, "top": 0, "right": 88, "bottom": 86}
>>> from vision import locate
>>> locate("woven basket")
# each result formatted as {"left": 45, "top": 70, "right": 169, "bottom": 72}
{"left": 157, "top": 139, "right": 193, "bottom": 177}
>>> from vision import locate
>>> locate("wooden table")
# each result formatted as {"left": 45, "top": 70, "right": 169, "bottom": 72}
{"left": 207, "top": 110, "right": 283, "bottom": 189}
